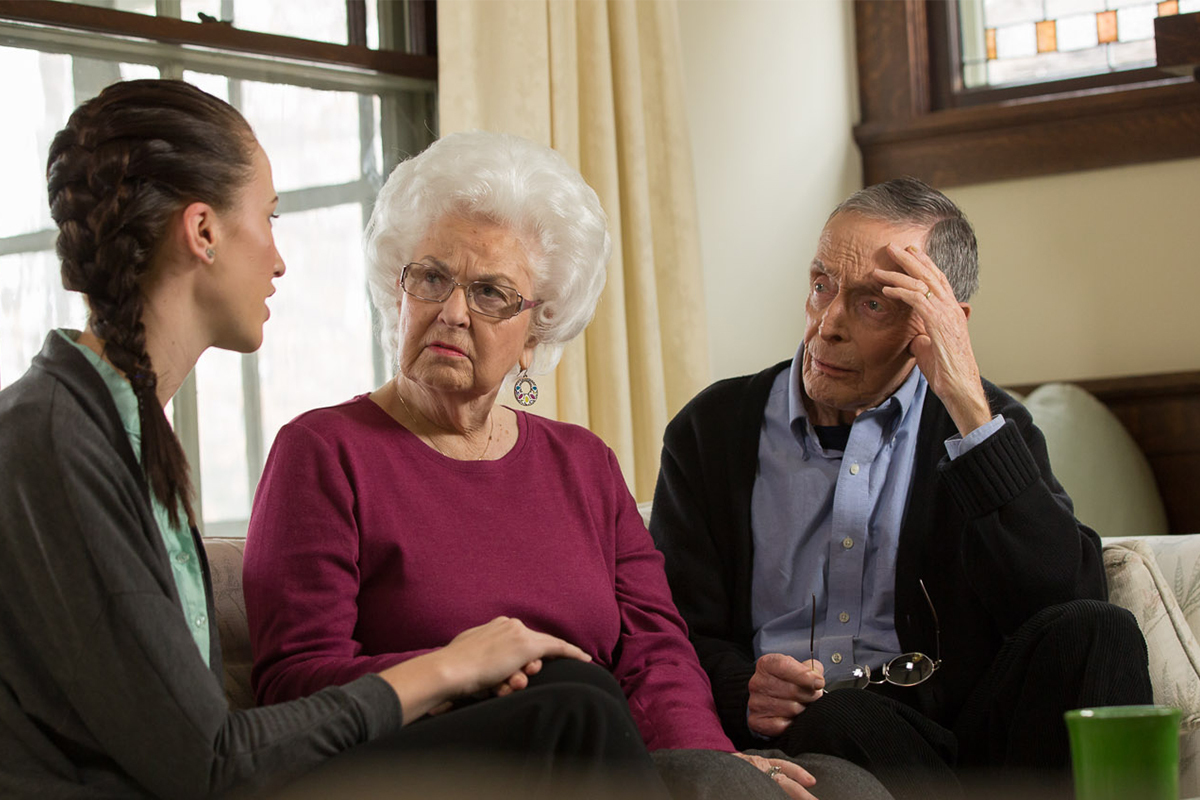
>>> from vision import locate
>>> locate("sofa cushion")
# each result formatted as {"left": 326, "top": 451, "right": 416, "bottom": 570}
{"left": 203, "top": 538, "right": 255, "bottom": 710}
{"left": 1023, "top": 382, "right": 1167, "bottom": 538}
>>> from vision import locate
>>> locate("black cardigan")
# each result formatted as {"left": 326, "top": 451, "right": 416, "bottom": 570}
{"left": 649, "top": 360, "right": 1106, "bottom": 748}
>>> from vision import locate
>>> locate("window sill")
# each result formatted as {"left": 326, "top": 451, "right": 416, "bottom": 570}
{"left": 853, "top": 77, "right": 1200, "bottom": 188}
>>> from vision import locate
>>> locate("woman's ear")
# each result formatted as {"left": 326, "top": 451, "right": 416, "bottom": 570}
{"left": 180, "top": 201, "right": 217, "bottom": 262}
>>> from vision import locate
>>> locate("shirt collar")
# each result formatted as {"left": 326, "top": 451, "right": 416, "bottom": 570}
{"left": 55, "top": 328, "right": 142, "bottom": 456}
{"left": 787, "top": 343, "right": 925, "bottom": 456}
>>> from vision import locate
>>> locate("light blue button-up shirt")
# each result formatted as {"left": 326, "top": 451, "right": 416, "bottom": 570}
{"left": 751, "top": 345, "right": 1001, "bottom": 684}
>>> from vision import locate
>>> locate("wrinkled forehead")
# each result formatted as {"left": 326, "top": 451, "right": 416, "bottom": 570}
{"left": 813, "top": 211, "right": 930, "bottom": 281}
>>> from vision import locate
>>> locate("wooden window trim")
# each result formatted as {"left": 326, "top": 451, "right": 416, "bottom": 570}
{"left": 0, "top": 0, "right": 437, "bottom": 80}
{"left": 853, "top": 0, "right": 1200, "bottom": 188}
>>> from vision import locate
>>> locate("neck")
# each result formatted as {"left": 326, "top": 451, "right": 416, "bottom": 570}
{"left": 394, "top": 374, "right": 498, "bottom": 436}
{"left": 78, "top": 285, "right": 207, "bottom": 409}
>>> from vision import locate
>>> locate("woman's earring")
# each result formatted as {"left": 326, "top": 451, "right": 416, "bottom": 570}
{"left": 205, "top": 247, "right": 215, "bottom": 260}
{"left": 514, "top": 370, "right": 538, "bottom": 407}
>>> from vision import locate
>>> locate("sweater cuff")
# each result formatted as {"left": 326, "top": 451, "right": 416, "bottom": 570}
{"left": 339, "top": 673, "right": 403, "bottom": 740}
{"left": 938, "top": 420, "right": 1041, "bottom": 519}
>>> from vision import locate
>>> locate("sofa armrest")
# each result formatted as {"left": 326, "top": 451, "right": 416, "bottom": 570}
{"left": 1103, "top": 535, "right": 1200, "bottom": 795}
{"left": 203, "top": 537, "right": 255, "bottom": 711}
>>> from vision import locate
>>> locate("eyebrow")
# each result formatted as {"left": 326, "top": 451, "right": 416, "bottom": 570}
{"left": 415, "top": 258, "right": 518, "bottom": 286}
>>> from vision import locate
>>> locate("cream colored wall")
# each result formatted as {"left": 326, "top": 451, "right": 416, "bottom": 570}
{"left": 679, "top": 1, "right": 1200, "bottom": 386}
{"left": 947, "top": 160, "right": 1200, "bottom": 385}
{"left": 678, "top": 0, "right": 861, "bottom": 381}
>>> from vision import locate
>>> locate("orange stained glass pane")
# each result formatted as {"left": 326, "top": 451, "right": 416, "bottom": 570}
{"left": 986, "top": 27, "right": 997, "bottom": 60}
{"left": 1158, "top": 0, "right": 1179, "bottom": 16}
{"left": 1036, "top": 20, "right": 1058, "bottom": 53}
{"left": 1097, "top": 10, "right": 1118, "bottom": 44}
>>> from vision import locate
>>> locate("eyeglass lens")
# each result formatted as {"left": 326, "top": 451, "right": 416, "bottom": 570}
{"left": 402, "top": 263, "right": 524, "bottom": 318}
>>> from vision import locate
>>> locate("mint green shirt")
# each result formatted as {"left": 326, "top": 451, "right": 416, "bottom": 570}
{"left": 57, "top": 330, "right": 211, "bottom": 666}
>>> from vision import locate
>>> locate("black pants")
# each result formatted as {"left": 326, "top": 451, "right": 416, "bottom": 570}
{"left": 769, "top": 600, "right": 1153, "bottom": 800}
{"left": 270, "top": 659, "right": 670, "bottom": 800}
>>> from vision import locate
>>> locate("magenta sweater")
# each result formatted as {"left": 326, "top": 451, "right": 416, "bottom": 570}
{"left": 243, "top": 395, "right": 734, "bottom": 752}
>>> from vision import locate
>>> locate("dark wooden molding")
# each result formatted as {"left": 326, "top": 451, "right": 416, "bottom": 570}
{"left": 853, "top": 1, "right": 1200, "bottom": 188}
{"left": 0, "top": 0, "right": 437, "bottom": 80}
{"left": 1007, "top": 371, "right": 1200, "bottom": 536}
{"left": 1157, "top": 11, "right": 1200, "bottom": 80}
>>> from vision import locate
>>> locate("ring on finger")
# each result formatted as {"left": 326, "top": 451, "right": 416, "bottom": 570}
{"left": 924, "top": 288, "right": 933, "bottom": 299}
{"left": 766, "top": 765, "right": 782, "bottom": 779}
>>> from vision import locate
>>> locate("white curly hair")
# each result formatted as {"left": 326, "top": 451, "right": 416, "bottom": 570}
{"left": 365, "top": 130, "right": 611, "bottom": 376}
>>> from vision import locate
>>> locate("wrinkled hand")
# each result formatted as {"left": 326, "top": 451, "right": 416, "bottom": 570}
{"left": 437, "top": 616, "right": 590, "bottom": 698}
{"left": 876, "top": 243, "right": 991, "bottom": 437}
{"left": 734, "top": 752, "right": 819, "bottom": 800}
{"left": 748, "top": 654, "right": 825, "bottom": 738}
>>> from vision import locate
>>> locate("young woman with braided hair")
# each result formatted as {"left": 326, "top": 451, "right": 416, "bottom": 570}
{"left": 0, "top": 79, "right": 670, "bottom": 799}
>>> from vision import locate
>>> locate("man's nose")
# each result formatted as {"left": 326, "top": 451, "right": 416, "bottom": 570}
{"left": 817, "top": 295, "right": 848, "bottom": 340}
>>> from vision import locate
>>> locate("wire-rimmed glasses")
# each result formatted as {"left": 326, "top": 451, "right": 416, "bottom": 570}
{"left": 811, "top": 579, "right": 942, "bottom": 691}
{"left": 399, "top": 262, "right": 542, "bottom": 320}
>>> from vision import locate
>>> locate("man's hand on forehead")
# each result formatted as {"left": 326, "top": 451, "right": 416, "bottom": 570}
{"left": 875, "top": 243, "right": 992, "bottom": 437}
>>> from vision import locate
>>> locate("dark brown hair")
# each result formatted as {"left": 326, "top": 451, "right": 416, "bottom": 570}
{"left": 47, "top": 79, "right": 257, "bottom": 528}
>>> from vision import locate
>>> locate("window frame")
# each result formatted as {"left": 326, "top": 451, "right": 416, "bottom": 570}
{"left": 852, "top": 0, "right": 1200, "bottom": 188}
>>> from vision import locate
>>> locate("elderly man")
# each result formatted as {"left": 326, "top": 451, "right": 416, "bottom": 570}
{"left": 650, "top": 178, "right": 1152, "bottom": 798}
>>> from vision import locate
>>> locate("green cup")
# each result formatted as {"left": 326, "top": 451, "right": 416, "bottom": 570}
{"left": 1064, "top": 705, "right": 1181, "bottom": 800}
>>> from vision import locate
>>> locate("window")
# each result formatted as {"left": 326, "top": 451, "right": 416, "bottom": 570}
{"left": 852, "top": 1, "right": 1200, "bottom": 187}
{"left": 0, "top": 1, "right": 437, "bottom": 536}
{"left": 959, "top": 0, "right": 1200, "bottom": 90}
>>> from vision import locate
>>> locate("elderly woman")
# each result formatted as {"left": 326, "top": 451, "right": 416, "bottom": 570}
{"left": 243, "top": 132, "right": 890, "bottom": 800}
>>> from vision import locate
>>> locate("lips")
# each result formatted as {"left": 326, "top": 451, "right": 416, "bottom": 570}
{"left": 809, "top": 353, "right": 855, "bottom": 376}
{"left": 427, "top": 340, "right": 469, "bottom": 358}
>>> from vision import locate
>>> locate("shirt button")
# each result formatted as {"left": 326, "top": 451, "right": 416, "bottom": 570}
{"left": 194, "top": 614, "right": 207, "bottom": 628}
{"left": 831, "top": 653, "right": 843, "bottom": 664}
{"left": 839, "top": 612, "right": 850, "bottom": 623}
{"left": 849, "top": 463, "right": 860, "bottom": 475}
{"left": 175, "top": 552, "right": 190, "bottom": 564}
{"left": 842, "top": 537, "right": 854, "bottom": 549}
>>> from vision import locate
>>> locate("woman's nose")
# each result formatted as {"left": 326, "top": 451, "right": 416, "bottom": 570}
{"left": 438, "top": 284, "right": 471, "bottom": 325}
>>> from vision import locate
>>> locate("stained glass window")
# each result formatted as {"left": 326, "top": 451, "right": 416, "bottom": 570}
{"left": 960, "top": 0, "right": 1200, "bottom": 88}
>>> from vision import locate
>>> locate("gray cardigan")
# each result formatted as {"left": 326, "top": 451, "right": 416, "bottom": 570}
{"left": 0, "top": 333, "right": 400, "bottom": 799}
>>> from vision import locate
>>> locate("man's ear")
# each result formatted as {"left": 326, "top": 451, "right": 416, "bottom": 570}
{"left": 180, "top": 201, "right": 217, "bottom": 262}
{"left": 959, "top": 302, "right": 972, "bottom": 322}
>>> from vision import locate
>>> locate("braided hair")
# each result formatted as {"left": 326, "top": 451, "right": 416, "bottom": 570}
{"left": 46, "top": 79, "right": 257, "bottom": 528}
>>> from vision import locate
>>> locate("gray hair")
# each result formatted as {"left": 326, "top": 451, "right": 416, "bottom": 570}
{"left": 830, "top": 177, "right": 979, "bottom": 302}
{"left": 365, "top": 130, "right": 611, "bottom": 375}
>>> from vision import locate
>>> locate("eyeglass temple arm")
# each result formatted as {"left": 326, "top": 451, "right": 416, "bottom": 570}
{"left": 918, "top": 579, "right": 941, "bottom": 664}
{"left": 810, "top": 593, "right": 816, "bottom": 664}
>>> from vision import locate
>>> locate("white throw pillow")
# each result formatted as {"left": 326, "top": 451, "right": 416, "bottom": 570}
{"left": 1022, "top": 382, "right": 1167, "bottom": 538}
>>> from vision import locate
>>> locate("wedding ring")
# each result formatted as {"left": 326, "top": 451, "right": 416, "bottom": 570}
{"left": 924, "top": 289, "right": 933, "bottom": 299}
{"left": 766, "top": 765, "right": 782, "bottom": 779}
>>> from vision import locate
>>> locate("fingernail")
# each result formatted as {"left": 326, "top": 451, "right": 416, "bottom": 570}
{"left": 905, "top": 245, "right": 919, "bottom": 254}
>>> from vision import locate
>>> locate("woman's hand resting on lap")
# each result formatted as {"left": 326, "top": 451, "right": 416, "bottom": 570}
{"left": 733, "top": 753, "right": 819, "bottom": 800}
{"left": 378, "top": 616, "right": 591, "bottom": 723}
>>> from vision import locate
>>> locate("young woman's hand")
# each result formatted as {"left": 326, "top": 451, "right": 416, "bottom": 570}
{"left": 378, "top": 616, "right": 591, "bottom": 722}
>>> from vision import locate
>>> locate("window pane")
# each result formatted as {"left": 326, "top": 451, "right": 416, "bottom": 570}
{"left": 962, "top": 0, "right": 1179, "bottom": 88}
{"left": 0, "top": 250, "right": 87, "bottom": 389}
{"left": 183, "top": 75, "right": 366, "bottom": 193}
{"left": 228, "top": 0, "right": 348, "bottom": 45}
{"left": 195, "top": 347, "right": 250, "bottom": 523}
{"left": 0, "top": 48, "right": 74, "bottom": 238}
{"left": 257, "top": 203, "right": 375, "bottom": 455}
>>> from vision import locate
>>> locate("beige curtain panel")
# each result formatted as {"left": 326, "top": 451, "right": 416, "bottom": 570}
{"left": 438, "top": 0, "right": 710, "bottom": 502}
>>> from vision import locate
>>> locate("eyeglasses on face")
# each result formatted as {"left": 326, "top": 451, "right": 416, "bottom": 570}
{"left": 399, "top": 262, "right": 542, "bottom": 320}
{"left": 812, "top": 579, "right": 942, "bottom": 691}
